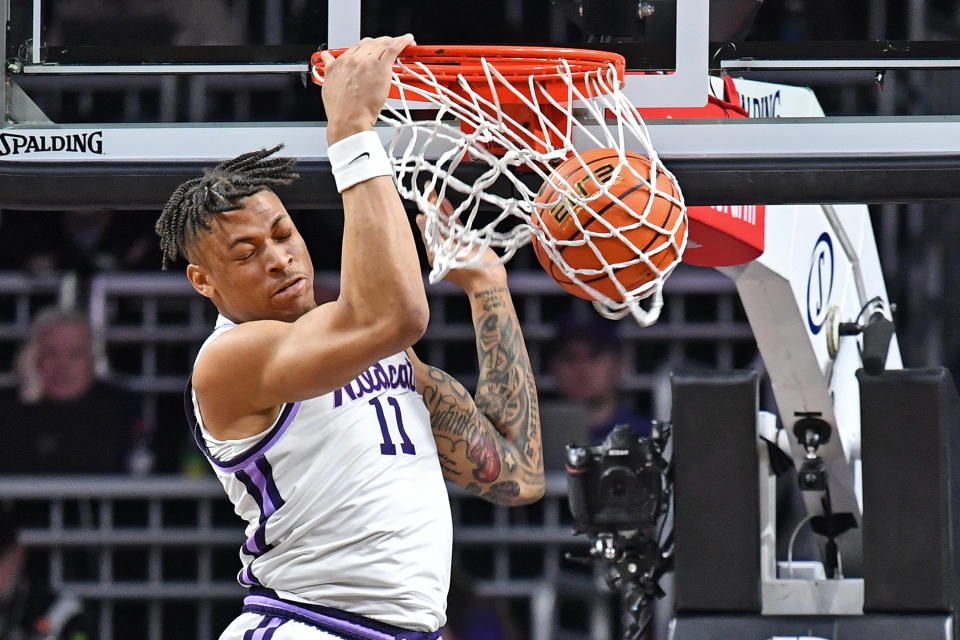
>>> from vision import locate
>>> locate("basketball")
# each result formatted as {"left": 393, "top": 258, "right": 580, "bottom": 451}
{"left": 531, "top": 148, "right": 685, "bottom": 302}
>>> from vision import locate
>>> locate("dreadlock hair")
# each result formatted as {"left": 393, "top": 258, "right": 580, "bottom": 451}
{"left": 155, "top": 145, "right": 300, "bottom": 269}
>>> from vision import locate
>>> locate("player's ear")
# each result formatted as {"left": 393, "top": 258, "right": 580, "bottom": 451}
{"left": 187, "top": 263, "right": 214, "bottom": 300}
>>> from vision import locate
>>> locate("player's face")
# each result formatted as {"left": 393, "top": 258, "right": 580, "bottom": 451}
{"left": 190, "top": 191, "right": 317, "bottom": 323}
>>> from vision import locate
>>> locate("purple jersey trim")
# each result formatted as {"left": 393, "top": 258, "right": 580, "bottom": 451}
{"left": 237, "top": 456, "right": 285, "bottom": 558}
{"left": 239, "top": 563, "right": 261, "bottom": 587}
{"left": 242, "top": 525, "right": 271, "bottom": 557}
{"left": 243, "top": 589, "right": 443, "bottom": 640}
{"left": 184, "top": 377, "right": 302, "bottom": 472}
{"left": 236, "top": 468, "right": 267, "bottom": 517}
{"left": 260, "top": 619, "right": 284, "bottom": 640}
{"left": 237, "top": 456, "right": 286, "bottom": 523}
{"left": 236, "top": 456, "right": 285, "bottom": 570}
{"left": 254, "top": 456, "right": 286, "bottom": 514}
{"left": 243, "top": 615, "right": 285, "bottom": 640}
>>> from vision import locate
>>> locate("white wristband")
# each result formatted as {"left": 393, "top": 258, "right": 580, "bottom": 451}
{"left": 328, "top": 131, "right": 392, "bottom": 193}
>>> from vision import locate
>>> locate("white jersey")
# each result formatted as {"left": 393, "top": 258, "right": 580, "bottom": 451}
{"left": 187, "top": 315, "right": 452, "bottom": 633}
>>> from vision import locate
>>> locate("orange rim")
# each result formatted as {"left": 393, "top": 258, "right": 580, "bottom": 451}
{"left": 311, "top": 45, "right": 626, "bottom": 101}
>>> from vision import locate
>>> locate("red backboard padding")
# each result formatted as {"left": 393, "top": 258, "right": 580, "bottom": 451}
{"left": 684, "top": 205, "right": 765, "bottom": 267}
{"left": 638, "top": 75, "right": 765, "bottom": 267}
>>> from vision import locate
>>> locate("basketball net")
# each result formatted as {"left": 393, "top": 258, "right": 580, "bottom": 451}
{"left": 311, "top": 47, "right": 686, "bottom": 326}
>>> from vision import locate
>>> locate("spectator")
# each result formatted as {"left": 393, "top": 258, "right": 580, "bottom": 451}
{"left": 549, "top": 313, "right": 650, "bottom": 437}
{"left": 0, "top": 308, "right": 148, "bottom": 474}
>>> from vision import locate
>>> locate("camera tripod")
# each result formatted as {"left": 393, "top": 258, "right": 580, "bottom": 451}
{"left": 569, "top": 532, "right": 672, "bottom": 640}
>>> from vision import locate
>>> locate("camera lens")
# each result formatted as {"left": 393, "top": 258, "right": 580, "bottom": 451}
{"left": 600, "top": 467, "right": 636, "bottom": 504}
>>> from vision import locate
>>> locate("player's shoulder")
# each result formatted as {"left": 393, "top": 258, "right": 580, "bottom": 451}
{"left": 192, "top": 318, "right": 286, "bottom": 391}
{"left": 191, "top": 318, "right": 294, "bottom": 432}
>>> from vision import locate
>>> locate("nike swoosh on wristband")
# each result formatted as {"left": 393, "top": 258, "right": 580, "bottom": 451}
{"left": 348, "top": 151, "right": 370, "bottom": 165}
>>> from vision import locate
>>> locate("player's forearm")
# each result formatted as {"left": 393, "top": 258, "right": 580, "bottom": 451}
{"left": 468, "top": 284, "right": 543, "bottom": 475}
{"left": 338, "top": 176, "right": 428, "bottom": 339}
{"left": 322, "top": 35, "right": 427, "bottom": 343}
{"left": 415, "top": 360, "right": 545, "bottom": 505}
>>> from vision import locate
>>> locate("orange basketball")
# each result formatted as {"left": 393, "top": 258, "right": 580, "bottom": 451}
{"left": 531, "top": 148, "right": 685, "bottom": 302}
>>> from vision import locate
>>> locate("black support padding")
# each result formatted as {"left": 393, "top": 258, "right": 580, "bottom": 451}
{"left": 859, "top": 367, "right": 960, "bottom": 617}
{"left": 670, "top": 369, "right": 761, "bottom": 613}
{"left": 0, "top": 161, "right": 513, "bottom": 211}
{"left": 664, "top": 155, "right": 960, "bottom": 205}
{"left": 670, "top": 612, "right": 954, "bottom": 640}
{"left": 5, "top": 155, "right": 960, "bottom": 210}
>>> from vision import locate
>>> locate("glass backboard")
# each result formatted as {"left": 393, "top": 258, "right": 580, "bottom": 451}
{"left": 329, "top": 0, "right": 710, "bottom": 108}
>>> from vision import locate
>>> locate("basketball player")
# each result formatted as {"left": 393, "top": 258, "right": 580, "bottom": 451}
{"left": 154, "top": 35, "right": 543, "bottom": 639}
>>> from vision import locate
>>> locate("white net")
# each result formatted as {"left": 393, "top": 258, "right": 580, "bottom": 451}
{"left": 313, "top": 51, "right": 686, "bottom": 326}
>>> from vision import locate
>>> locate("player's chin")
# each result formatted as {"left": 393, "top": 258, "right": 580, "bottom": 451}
{"left": 271, "top": 291, "right": 315, "bottom": 322}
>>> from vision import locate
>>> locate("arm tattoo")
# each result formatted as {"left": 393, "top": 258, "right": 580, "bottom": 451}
{"left": 485, "top": 481, "right": 521, "bottom": 502}
{"left": 466, "top": 413, "right": 501, "bottom": 482}
{"left": 416, "top": 286, "right": 543, "bottom": 505}
{"left": 473, "top": 288, "right": 507, "bottom": 313}
{"left": 421, "top": 368, "right": 474, "bottom": 437}
{"left": 472, "top": 288, "right": 541, "bottom": 469}
{"left": 421, "top": 366, "right": 506, "bottom": 484}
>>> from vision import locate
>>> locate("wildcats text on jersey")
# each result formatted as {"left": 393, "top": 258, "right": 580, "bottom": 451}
{"left": 333, "top": 357, "right": 417, "bottom": 407}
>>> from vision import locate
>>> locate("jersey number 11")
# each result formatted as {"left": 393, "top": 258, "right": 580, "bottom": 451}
{"left": 369, "top": 397, "right": 416, "bottom": 455}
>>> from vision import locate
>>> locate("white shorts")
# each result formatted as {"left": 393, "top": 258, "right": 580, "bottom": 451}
{"left": 220, "top": 613, "right": 342, "bottom": 640}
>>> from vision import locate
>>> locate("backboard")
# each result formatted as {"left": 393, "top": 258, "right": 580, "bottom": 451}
{"left": 24, "top": 1, "right": 708, "bottom": 108}
{"left": 327, "top": 0, "right": 710, "bottom": 109}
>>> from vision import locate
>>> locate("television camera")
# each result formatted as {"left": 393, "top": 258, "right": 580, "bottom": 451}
{"left": 565, "top": 423, "right": 672, "bottom": 640}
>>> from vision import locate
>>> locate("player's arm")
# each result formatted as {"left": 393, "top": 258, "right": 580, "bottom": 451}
{"left": 408, "top": 219, "right": 544, "bottom": 506}
{"left": 194, "top": 36, "right": 428, "bottom": 439}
